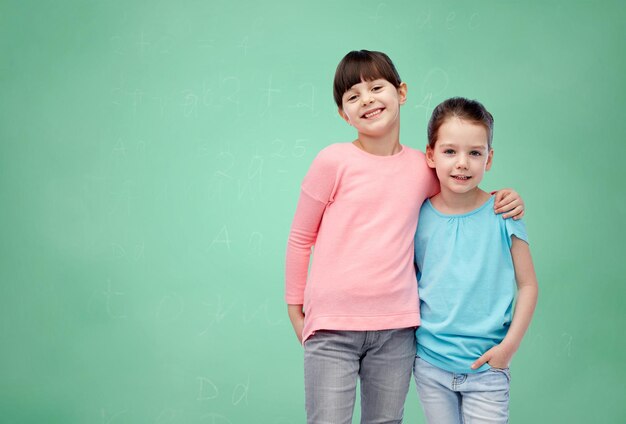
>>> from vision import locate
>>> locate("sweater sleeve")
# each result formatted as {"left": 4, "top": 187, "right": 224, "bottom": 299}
{"left": 284, "top": 191, "right": 327, "bottom": 304}
{"left": 284, "top": 148, "right": 338, "bottom": 304}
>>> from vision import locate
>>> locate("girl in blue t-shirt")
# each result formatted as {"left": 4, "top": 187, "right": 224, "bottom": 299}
{"left": 413, "top": 97, "right": 539, "bottom": 424}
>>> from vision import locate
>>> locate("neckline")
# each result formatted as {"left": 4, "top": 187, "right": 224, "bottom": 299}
{"left": 426, "top": 195, "right": 495, "bottom": 218}
{"left": 349, "top": 142, "right": 405, "bottom": 158}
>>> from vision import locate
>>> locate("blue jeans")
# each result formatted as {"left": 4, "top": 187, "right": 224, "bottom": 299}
{"left": 304, "top": 328, "right": 416, "bottom": 424}
{"left": 413, "top": 356, "right": 510, "bottom": 424}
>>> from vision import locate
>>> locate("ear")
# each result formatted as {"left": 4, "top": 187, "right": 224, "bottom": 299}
{"left": 425, "top": 145, "right": 436, "bottom": 168}
{"left": 338, "top": 107, "right": 351, "bottom": 125}
{"left": 485, "top": 148, "right": 494, "bottom": 171}
{"left": 397, "top": 82, "right": 408, "bottom": 105}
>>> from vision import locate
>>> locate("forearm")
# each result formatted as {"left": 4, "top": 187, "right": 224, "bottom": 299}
{"left": 502, "top": 236, "right": 539, "bottom": 351}
{"left": 287, "top": 304, "right": 305, "bottom": 343}
{"left": 501, "top": 284, "right": 538, "bottom": 351}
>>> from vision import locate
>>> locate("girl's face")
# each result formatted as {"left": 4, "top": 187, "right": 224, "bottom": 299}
{"left": 426, "top": 117, "right": 493, "bottom": 195}
{"left": 338, "top": 79, "right": 407, "bottom": 138}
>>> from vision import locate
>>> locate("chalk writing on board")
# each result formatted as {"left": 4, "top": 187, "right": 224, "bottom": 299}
{"left": 263, "top": 74, "right": 280, "bottom": 107}
{"left": 260, "top": 74, "right": 281, "bottom": 116}
{"left": 110, "top": 35, "right": 125, "bottom": 56}
{"left": 238, "top": 36, "right": 250, "bottom": 56}
{"left": 414, "top": 68, "right": 450, "bottom": 118}
{"left": 271, "top": 139, "right": 287, "bottom": 159}
{"left": 445, "top": 11, "right": 457, "bottom": 30}
{"left": 108, "top": 242, "right": 144, "bottom": 262}
{"left": 216, "top": 150, "right": 235, "bottom": 176}
{"left": 415, "top": 10, "right": 433, "bottom": 29}
{"left": 288, "top": 84, "right": 317, "bottom": 116}
{"left": 101, "top": 408, "right": 128, "bottom": 424}
{"left": 197, "top": 39, "right": 215, "bottom": 51}
{"left": 370, "top": 3, "right": 387, "bottom": 24}
{"left": 131, "top": 89, "right": 145, "bottom": 114}
{"left": 201, "top": 80, "right": 218, "bottom": 109}
{"left": 197, "top": 377, "right": 219, "bottom": 400}
{"left": 247, "top": 232, "right": 263, "bottom": 256}
{"left": 133, "top": 242, "right": 145, "bottom": 261}
{"left": 206, "top": 149, "right": 236, "bottom": 201}
{"left": 99, "top": 279, "right": 126, "bottom": 319}
{"left": 414, "top": 93, "right": 434, "bottom": 117}
{"left": 209, "top": 226, "right": 232, "bottom": 251}
{"left": 112, "top": 138, "right": 129, "bottom": 158}
{"left": 198, "top": 295, "right": 236, "bottom": 335}
{"left": 136, "top": 31, "right": 150, "bottom": 57}
{"left": 242, "top": 299, "right": 282, "bottom": 326}
{"left": 231, "top": 376, "right": 250, "bottom": 406}
{"left": 220, "top": 76, "right": 241, "bottom": 108}
{"left": 237, "top": 155, "right": 263, "bottom": 200}
{"left": 271, "top": 139, "right": 307, "bottom": 159}
{"left": 198, "top": 296, "right": 282, "bottom": 333}
{"left": 422, "top": 67, "right": 450, "bottom": 98}
{"left": 110, "top": 243, "right": 127, "bottom": 260}
{"left": 293, "top": 139, "right": 307, "bottom": 158}
{"left": 182, "top": 89, "right": 199, "bottom": 117}
{"left": 469, "top": 12, "right": 480, "bottom": 29}
{"left": 413, "top": 10, "right": 481, "bottom": 30}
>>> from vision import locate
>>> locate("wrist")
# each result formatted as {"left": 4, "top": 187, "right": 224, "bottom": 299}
{"left": 287, "top": 304, "right": 304, "bottom": 320}
{"left": 500, "top": 338, "right": 520, "bottom": 353}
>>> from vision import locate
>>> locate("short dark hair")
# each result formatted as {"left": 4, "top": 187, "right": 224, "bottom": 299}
{"left": 427, "top": 97, "right": 494, "bottom": 149}
{"left": 333, "top": 50, "right": 402, "bottom": 108}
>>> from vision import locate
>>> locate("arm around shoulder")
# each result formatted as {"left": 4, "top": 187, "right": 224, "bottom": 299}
{"left": 493, "top": 188, "right": 525, "bottom": 220}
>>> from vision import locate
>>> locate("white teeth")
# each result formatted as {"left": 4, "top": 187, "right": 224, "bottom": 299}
{"left": 364, "top": 109, "right": 381, "bottom": 118}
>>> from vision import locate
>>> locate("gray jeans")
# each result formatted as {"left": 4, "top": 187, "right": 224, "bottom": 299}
{"left": 304, "top": 328, "right": 416, "bottom": 424}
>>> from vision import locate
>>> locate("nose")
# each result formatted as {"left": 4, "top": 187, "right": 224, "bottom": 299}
{"left": 362, "top": 93, "right": 374, "bottom": 105}
{"left": 456, "top": 154, "right": 468, "bottom": 169}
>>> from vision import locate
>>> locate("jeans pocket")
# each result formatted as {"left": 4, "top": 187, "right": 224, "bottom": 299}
{"left": 488, "top": 367, "right": 511, "bottom": 383}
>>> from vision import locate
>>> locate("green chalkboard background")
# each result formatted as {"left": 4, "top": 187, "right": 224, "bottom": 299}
{"left": 1, "top": 1, "right": 625, "bottom": 423}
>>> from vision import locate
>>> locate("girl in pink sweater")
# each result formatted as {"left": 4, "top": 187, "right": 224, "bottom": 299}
{"left": 285, "top": 50, "right": 523, "bottom": 424}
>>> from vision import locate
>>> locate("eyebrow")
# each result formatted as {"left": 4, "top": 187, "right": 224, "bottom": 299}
{"left": 438, "top": 143, "right": 488, "bottom": 149}
{"left": 346, "top": 79, "right": 385, "bottom": 92}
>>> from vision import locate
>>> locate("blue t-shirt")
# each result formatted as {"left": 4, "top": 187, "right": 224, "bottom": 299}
{"left": 414, "top": 195, "right": 528, "bottom": 373}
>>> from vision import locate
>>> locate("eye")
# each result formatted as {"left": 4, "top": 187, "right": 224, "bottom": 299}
{"left": 443, "top": 149, "right": 455, "bottom": 155}
{"left": 346, "top": 94, "right": 358, "bottom": 102}
{"left": 372, "top": 85, "right": 383, "bottom": 92}
{"left": 470, "top": 150, "right": 482, "bottom": 156}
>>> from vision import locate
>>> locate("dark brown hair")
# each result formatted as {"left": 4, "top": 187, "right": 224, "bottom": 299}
{"left": 333, "top": 50, "right": 402, "bottom": 108}
{"left": 427, "top": 97, "right": 494, "bottom": 149}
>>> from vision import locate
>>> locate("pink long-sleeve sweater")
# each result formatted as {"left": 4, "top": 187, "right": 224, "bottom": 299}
{"left": 285, "top": 143, "right": 438, "bottom": 343}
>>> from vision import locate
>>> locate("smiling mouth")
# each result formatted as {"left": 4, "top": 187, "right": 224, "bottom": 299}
{"left": 452, "top": 175, "right": 471, "bottom": 181}
{"left": 361, "top": 108, "right": 384, "bottom": 119}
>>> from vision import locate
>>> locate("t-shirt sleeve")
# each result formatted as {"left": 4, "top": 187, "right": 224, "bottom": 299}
{"left": 504, "top": 217, "right": 529, "bottom": 248}
{"left": 284, "top": 149, "right": 338, "bottom": 304}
